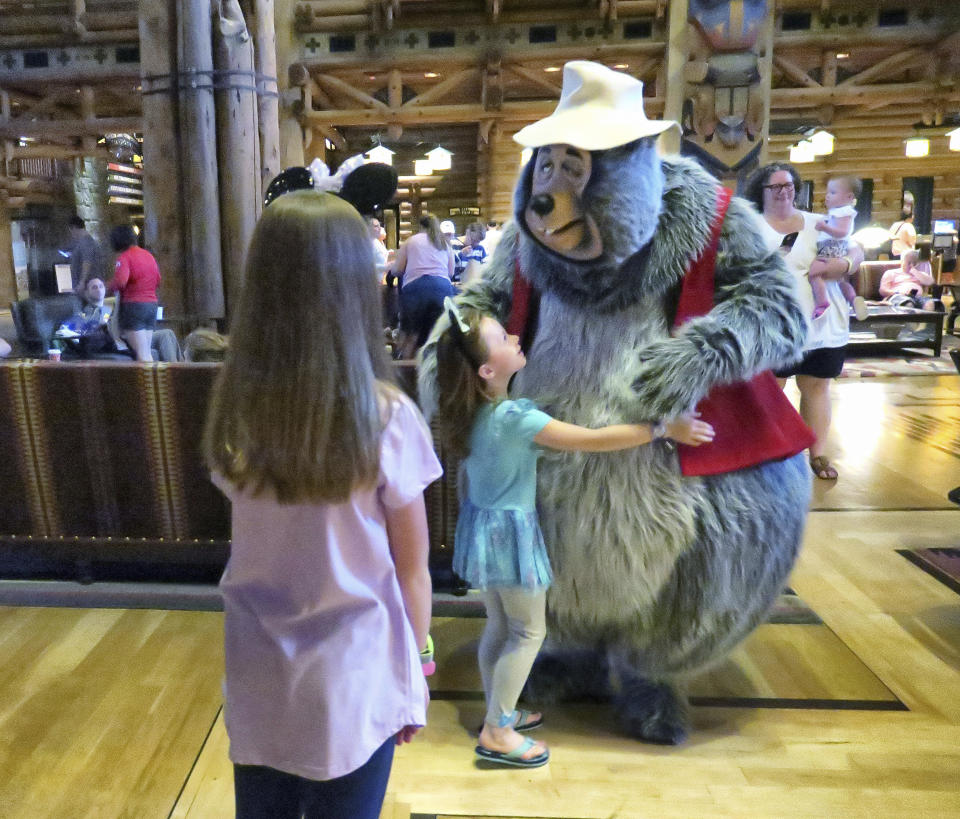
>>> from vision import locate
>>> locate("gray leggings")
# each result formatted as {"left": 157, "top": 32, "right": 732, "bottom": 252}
{"left": 479, "top": 587, "right": 547, "bottom": 727}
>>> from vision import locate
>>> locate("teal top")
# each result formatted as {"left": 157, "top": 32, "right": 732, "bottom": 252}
{"left": 464, "top": 398, "right": 553, "bottom": 511}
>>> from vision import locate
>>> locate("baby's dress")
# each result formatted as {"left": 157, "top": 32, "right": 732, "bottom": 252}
{"left": 817, "top": 204, "right": 857, "bottom": 258}
{"left": 453, "top": 398, "right": 553, "bottom": 590}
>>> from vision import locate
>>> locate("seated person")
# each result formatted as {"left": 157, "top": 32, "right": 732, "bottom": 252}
{"left": 879, "top": 248, "right": 938, "bottom": 311}
{"left": 61, "top": 277, "right": 181, "bottom": 361}
{"left": 183, "top": 327, "right": 228, "bottom": 362}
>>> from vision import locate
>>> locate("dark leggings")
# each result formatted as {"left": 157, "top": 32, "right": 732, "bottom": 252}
{"left": 233, "top": 737, "right": 395, "bottom": 819}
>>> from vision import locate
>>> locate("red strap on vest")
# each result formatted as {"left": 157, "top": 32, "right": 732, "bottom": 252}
{"left": 507, "top": 255, "right": 533, "bottom": 340}
{"left": 673, "top": 187, "right": 815, "bottom": 476}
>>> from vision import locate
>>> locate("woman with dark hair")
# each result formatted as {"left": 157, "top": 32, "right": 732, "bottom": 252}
{"left": 389, "top": 214, "right": 456, "bottom": 360}
{"left": 107, "top": 224, "right": 161, "bottom": 362}
{"left": 746, "top": 162, "right": 864, "bottom": 481}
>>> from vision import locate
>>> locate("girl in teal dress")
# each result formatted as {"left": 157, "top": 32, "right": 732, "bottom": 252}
{"left": 433, "top": 299, "right": 714, "bottom": 768}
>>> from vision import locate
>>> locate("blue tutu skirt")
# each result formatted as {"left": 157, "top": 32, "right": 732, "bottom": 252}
{"left": 453, "top": 499, "right": 553, "bottom": 590}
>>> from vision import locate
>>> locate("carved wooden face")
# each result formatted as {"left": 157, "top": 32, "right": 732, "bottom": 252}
{"left": 523, "top": 145, "right": 603, "bottom": 261}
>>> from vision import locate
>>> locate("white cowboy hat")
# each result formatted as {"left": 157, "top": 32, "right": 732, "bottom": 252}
{"left": 514, "top": 61, "right": 678, "bottom": 151}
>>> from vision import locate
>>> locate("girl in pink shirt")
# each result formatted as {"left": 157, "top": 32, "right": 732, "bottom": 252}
{"left": 205, "top": 191, "right": 441, "bottom": 818}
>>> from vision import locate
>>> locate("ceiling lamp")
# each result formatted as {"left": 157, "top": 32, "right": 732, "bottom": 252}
{"left": 425, "top": 146, "right": 452, "bottom": 170}
{"left": 789, "top": 140, "right": 815, "bottom": 163}
{"left": 809, "top": 130, "right": 834, "bottom": 156}
{"left": 413, "top": 158, "right": 433, "bottom": 175}
{"left": 904, "top": 137, "right": 929, "bottom": 158}
{"left": 947, "top": 128, "right": 960, "bottom": 152}
{"left": 366, "top": 144, "right": 395, "bottom": 165}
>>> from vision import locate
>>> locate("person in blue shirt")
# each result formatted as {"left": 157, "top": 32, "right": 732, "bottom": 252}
{"left": 433, "top": 299, "right": 713, "bottom": 768}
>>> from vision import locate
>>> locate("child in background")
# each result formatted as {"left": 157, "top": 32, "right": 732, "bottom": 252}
{"left": 205, "top": 191, "right": 441, "bottom": 819}
{"left": 433, "top": 300, "right": 714, "bottom": 769}
{"left": 811, "top": 176, "right": 868, "bottom": 321}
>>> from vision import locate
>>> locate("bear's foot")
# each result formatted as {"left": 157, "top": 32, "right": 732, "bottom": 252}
{"left": 523, "top": 647, "right": 610, "bottom": 704}
{"left": 615, "top": 677, "right": 689, "bottom": 745}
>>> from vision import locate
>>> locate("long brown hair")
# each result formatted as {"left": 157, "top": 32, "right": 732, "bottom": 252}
{"left": 420, "top": 214, "right": 446, "bottom": 250}
{"left": 434, "top": 306, "right": 490, "bottom": 457}
{"left": 203, "top": 191, "right": 395, "bottom": 503}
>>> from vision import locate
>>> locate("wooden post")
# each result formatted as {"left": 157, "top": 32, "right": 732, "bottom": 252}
{"left": 179, "top": 0, "right": 225, "bottom": 319}
{"left": 214, "top": 0, "right": 259, "bottom": 322}
{"left": 660, "top": 0, "right": 688, "bottom": 155}
{"left": 758, "top": 3, "right": 775, "bottom": 166}
{"left": 275, "top": 0, "right": 304, "bottom": 169}
{"left": 252, "top": 0, "right": 281, "bottom": 192}
{"left": 138, "top": 0, "right": 187, "bottom": 316}
{"left": 0, "top": 201, "right": 16, "bottom": 305}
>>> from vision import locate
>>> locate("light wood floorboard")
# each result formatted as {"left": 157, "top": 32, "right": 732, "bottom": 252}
{"left": 0, "top": 372, "right": 958, "bottom": 817}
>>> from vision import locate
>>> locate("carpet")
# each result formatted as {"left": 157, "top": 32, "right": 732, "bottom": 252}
{"left": 898, "top": 548, "right": 960, "bottom": 595}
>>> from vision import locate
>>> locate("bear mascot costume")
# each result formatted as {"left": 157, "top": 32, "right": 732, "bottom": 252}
{"left": 420, "top": 61, "right": 814, "bottom": 745}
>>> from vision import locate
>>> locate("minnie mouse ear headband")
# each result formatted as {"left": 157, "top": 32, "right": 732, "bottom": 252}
{"left": 263, "top": 154, "right": 399, "bottom": 214}
{"left": 443, "top": 297, "right": 482, "bottom": 368}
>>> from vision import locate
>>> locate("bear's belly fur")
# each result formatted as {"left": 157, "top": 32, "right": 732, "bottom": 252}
{"left": 512, "top": 291, "right": 810, "bottom": 677}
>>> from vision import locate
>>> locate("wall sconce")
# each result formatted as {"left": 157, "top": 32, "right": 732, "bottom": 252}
{"left": 809, "top": 130, "right": 834, "bottom": 156}
{"left": 425, "top": 146, "right": 452, "bottom": 170}
{"left": 413, "top": 158, "right": 433, "bottom": 175}
{"left": 904, "top": 137, "right": 929, "bottom": 158}
{"left": 789, "top": 140, "right": 815, "bottom": 163}
{"left": 947, "top": 128, "right": 960, "bottom": 152}
{"left": 366, "top": 144, "right": 395, "bottom": 165}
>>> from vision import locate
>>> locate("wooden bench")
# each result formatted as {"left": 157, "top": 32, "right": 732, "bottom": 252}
{"left": 0, "top": 361, "right": 461, "bottom": 587}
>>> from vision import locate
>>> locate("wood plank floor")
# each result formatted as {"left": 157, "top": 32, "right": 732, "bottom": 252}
{"left": 0, "top": 374, "right": 958, "bottom": 818}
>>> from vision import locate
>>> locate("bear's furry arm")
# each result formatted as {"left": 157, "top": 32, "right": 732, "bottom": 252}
{"left": 630, "top": 197, "right": 807, "bottom": 418}
{"left": 416, "top": 224, "right": 518, "bottom": 418}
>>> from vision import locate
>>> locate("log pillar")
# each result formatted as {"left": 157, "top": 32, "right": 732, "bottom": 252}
{"left": 661, "top": 0, "right": 687, "bottom": 155}
{"left": 214, "top": 0, "right": 259, "bottom": 321}
{"left": 179, "top": 0, "right": 225, "bottom": 319}
{"left": 138, "top": 0, "right": 187, "bottom": 316}
{"left": 275, "top": 0, "right": 304, "bottom": 169}
{"left": 0, "top": 201, "right": 16, "bottom": 305}
{"left": 252, "top": 0, "right": 281, "bottom": 191}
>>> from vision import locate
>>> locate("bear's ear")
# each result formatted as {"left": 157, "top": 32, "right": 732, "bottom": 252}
{"left": 337, "top": 162, "right": 398, "bottom": 216}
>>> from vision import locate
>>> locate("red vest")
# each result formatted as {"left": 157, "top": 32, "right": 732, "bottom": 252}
{"left": 508, "top": 187, "right": 814, "bottom": 477}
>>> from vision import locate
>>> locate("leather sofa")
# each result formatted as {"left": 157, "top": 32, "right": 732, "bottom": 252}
{"left": 0, "top": 361, "right": 459, "bottom": 586}
{"left": 853, "top": 261, "right": 899, "bottom": 301}
{"left": 10, "top": 293, "right": 82, "bottom": 357}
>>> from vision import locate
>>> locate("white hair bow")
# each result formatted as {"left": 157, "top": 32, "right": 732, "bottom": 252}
{"left": 307, "top": 154, "right": 366, "bottom": 193}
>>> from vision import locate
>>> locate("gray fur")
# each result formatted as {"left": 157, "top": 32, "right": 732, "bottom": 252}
{"left": 418, "top": 147, "right": 812, "bottom": 743}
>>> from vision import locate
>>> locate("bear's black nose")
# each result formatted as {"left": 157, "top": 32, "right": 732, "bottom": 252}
{"left": 529, "top": 194, "right": 554, "bottom": 217}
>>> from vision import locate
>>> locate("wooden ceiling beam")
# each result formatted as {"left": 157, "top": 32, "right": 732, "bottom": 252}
{"left": 314, "top": 73, "right": 390, "bottom": 112}
{"left": 401, "top": 67, "right": 477, "bottom": 108}
{"left": 504, "top": 63, "right": 562, "bottom": 97}
{"left": 773, "top": 54, "right": 821, "bottom": 88}
{"left": 771, "top": 82, "right": 960, "bottom": 108}
{"left": 0, "top": 116, "right": 142, "bottom": 139}
{"left": 838, "top": 47, "right": 929, "bottom": 88}
{"left": 0, "top": 29, "right": 138, "bottom": 48}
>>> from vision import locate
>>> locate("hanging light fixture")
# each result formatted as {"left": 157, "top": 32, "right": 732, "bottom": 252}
{"left": 904, "top": 137, "right": 929, "bottom": 158}
{"left": 366, "top": 143, "right": 395, "bottom": 165}
{"left": 947, "top": 128, "right": 960, "bottom": 152}
{"left": 790, "top": 140, "right": 815, "bottom": 163}
{"left": 413, "top": 158, "right": 433, "bottom": 176}
{"left": 809, "top": 130, "right": 835, "bottom": 156}
{"left": 425, "top": 146, "right": 452, "bottom": 170}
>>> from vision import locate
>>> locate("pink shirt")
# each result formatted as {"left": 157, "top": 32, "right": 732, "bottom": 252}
{"left": 108, "top": 246, "right": 160, "bottom": 303}
{"left": 395, "top": 232, "right": 454, "bottom": 288}
{"left": 215, "top": 391, "right": 442, "bottom": 780}
{"left": 880, "top": 261, "right": 934, "bottom": 298}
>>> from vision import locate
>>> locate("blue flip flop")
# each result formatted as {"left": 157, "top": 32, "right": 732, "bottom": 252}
{"left": 475, "top": 736, "right": 550, "bottom": 768}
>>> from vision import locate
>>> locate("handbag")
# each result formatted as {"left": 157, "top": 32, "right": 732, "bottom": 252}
{"left": 673, "top": 187, "right": 815, "bottom": 476}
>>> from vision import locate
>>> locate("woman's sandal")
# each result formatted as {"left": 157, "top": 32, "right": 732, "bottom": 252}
{"left": 475, "top": 736, "right": 550, "bottom": 768}
{"left": 809, "top": 455, "right": 838, "bottom": 480}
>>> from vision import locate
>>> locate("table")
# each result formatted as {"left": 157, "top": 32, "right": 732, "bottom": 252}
{"left": 847, "top": 304, "right": 945, "bottom": 357}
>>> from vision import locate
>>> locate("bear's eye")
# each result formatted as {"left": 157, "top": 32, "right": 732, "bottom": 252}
{"left": 538, "top": 159, "right": 553, "bottom": 174}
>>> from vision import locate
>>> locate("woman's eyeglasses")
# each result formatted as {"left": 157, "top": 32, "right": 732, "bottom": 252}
{"left": 764, "top": 183, "right": 795, "bottom": 194}
{"left": 780, "top": 232, "right": 799, "bottom": 250}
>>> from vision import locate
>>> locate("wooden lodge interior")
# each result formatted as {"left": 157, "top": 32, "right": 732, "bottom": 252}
{"left": 1, "top": 1, "right": 959, "bottom": 817}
